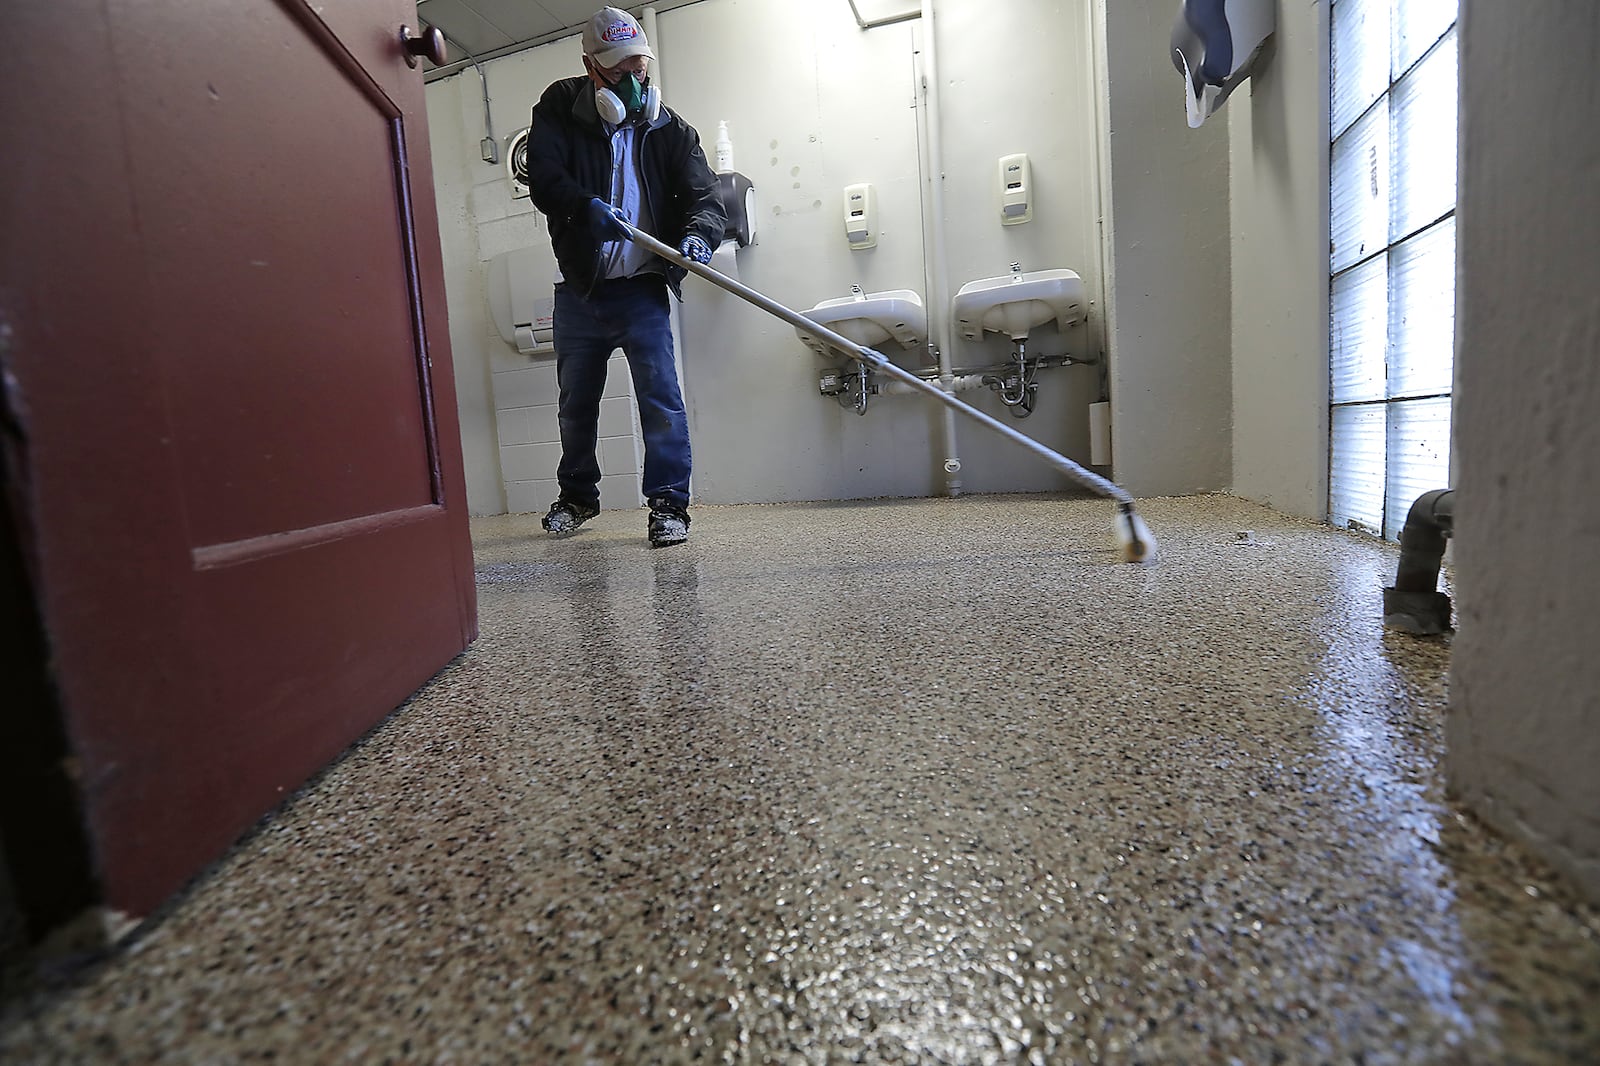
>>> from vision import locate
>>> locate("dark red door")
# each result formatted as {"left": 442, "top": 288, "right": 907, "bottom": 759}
{"left": 1, "top": 0, "right": 475, "bottom": 923}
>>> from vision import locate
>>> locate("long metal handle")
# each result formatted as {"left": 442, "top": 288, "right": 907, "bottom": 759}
{"left": 622, "top": 221, "right": 1133, "bottom": 505}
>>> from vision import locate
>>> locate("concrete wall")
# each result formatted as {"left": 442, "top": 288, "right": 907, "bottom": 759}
{"left": 1099, "top": 0, "right": 1234, "bottom": 499}
{"left": 1227, "top": 0, "right": 1330, "bottom": 521}
{"left": 426, "top": 0, "right": 1233, "bottom": 512}
{"left": 1447, "top": 2, "right": 1600, "bottom": 902}
{"left": 425, "top": 82, "right": 506, "bottom": 516}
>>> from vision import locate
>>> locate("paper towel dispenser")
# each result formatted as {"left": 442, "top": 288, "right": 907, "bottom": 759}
{"left": 487, "top": 246, "right": 556, "bottom": 356}
{"left": 1170, "top": 0, "right": 1275, "bottom": 129}
{"left": 511, "top": 301, "right": 555, "bottom": 356}
{"left": 716, "top": 172, "right": 757, "bottom": 248}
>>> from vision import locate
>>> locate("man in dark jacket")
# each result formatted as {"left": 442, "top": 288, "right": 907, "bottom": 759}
{"left": 525, "top": 6, "right": 725, "bottom": 548}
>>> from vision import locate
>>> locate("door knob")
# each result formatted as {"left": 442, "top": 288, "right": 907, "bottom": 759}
{"left": 400, "top": 24, "right": 446, "bottom": 68}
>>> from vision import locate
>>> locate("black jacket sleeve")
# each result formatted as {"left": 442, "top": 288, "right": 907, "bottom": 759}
{"left": 525, "top": 79, "right": 593, "bottom": 226}
{"left": 662, "top": 114, "right": 725, "bottom": 253}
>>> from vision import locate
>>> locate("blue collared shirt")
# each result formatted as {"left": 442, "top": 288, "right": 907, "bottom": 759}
{"left": 599, "top": 122, "right": 658, "bottom": 280}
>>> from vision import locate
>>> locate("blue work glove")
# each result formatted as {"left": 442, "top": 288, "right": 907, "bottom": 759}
{"left": 679, "top": 234, "right": 712, "bottom": 264}
{"left": 585, "top": 197, "right": 628, "bottom": 242}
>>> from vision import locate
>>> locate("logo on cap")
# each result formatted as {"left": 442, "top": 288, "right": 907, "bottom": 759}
{"left": 602, "top": 20, "right": 639, "bottom": 44}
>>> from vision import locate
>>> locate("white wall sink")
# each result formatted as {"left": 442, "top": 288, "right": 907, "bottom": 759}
{"left": 953, "top": 268, "right": 1088, "bottom": 342}
{"left": 797, "top": 289, "right": 927, "bottom": 359}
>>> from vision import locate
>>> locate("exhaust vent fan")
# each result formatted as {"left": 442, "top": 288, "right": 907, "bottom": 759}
{"left": 506, "top": 127, "right": 530, "bottom": 199}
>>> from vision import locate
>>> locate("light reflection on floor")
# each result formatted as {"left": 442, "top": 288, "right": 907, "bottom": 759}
{"left": 1304, "top": 550, "right": 1477, "bottom": 1043}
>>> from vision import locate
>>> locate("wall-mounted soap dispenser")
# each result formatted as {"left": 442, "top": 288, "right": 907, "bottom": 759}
{"left": 712, "top": 121, "right": 757, "bottom": 248}
{"left": 999, "top": 154, "right": 1032, "bottom": 226}
{"left": 844, "top": 183, "right": 877, "bottom": 249}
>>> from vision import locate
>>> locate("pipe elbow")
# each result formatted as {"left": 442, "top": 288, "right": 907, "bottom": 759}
{"left": 1407, "top": 488, "right": 1454, "bottom": 534}
{"left": 1385, "top": 488, "right": 1456, "bottom": 635}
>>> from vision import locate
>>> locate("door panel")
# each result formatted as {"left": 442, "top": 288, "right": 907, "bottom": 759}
{"left": 116, "top": 1, "right": 436, "bottom": 543}
{"left": 2, "top": 0, "right": 476, "bottom": 924}
{"left": 94, "top": 520, "right": 474, "bottom": 915}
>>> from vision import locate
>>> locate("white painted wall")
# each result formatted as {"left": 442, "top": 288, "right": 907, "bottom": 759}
{"left": 1099, "top": 0, "right": 1234, "bottom": 499}
{"left": 425, "top": 82, "right": 505, "bottom": 516}
{"left": 427, "top": 0, "right": 1228, "bottom": 512}
{"left": 664, "top": 1, "right": 946, "bottom": 503}
{"left": 1448, "top": 2, "right": 1600, "bottom": 903}
{"left": 670, "top": 0, "right": 1118, "bottom": 503}
{"left": 1227, "top": 0, "right": 1330, "bottom": 521}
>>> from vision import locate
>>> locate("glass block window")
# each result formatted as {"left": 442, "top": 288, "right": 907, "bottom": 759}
{"left": 1329, "top": 0, "right": 1457, "bottom": 540}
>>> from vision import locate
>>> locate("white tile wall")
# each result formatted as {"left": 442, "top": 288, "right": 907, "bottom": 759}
{"left": 504, "top": 478, "right": 558, "bottom": 515}
{"left": 599, "top": 474, "right": 644, "bottom": 510}
{"left": 526, "top": 404, "right": 560, "bottom": 444}
{"left": 600, "top": 434, "right": 642, "bottom": 477}
{"left": 600, "top": 359, "right": 633, "bottom": 399}
{"left": 500, "top": 441, "right": 564, "bottom": 482}
{"left": 468, "top": 179, "right": 512, "bottom": 225}
{"left": 495, "top": 350, "right": 644, "bottom": 515}
{"left": 493, "top": 361, "right": 558, "bottom": 409}
{"left": 496, "top": 406, "right": 534, "bottom": 448}
{"left": 597, "top": 395, "right": 636, "bottom": 438}
{"left": 478, "top": 214, "right": 544, "bottom": 263}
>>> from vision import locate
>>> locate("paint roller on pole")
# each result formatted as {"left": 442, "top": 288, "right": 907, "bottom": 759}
{"left": 622, "top": 219, "right": 1158, "bottom": 564}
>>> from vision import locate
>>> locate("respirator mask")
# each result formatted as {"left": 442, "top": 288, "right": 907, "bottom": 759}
{"left": 594, "top": 69, "right": 661, "bottom": 125}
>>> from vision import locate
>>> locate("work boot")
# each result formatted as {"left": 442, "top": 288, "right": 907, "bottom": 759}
{"left": 542, "top": 498, "right": 599, "bottom": 536}
{"left": 647, "top": 500, "right": 690, "bottom": 548}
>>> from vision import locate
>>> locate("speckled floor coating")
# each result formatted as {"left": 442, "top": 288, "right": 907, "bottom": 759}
{"left": 3, "top": 493, "right": 1598, "bottom": 1064}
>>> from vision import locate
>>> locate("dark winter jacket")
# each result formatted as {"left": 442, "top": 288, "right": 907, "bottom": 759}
{"left": 526, "top": 76, "right": 725, "bottom": 298}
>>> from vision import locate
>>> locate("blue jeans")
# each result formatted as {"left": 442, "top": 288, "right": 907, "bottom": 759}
{"left": 552, "top": 276, "right": 691, "bottom": 511}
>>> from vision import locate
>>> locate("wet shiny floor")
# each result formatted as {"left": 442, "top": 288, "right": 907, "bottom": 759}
{"left": 4, "top": 494, "right": 1599, "bottom": 1063}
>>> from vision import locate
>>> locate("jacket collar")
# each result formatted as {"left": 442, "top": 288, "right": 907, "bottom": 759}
{"left": 571, "top": 79, "right": 603, "bottom": 127}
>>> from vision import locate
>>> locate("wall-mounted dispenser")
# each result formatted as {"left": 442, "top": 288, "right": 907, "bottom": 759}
{"left": 999, "top": 153, "right": 1032, "bottom": 226}
{"left": 844, "top": 183, "right": 877, "bottom": 249}
{"left": 506, "top": 126, "right": 531, "bottom": 199}
{"left": 717, "top": 173, "right": 758, "bottom": 248}
{"left": 487, "top": 247, "right": 556, "bottom": 356}
{"left": 712, "top": 121, "right": 757, "bottom": 248}
{"left": 1170, "top": 0, "right": 1276, "bottom": 129}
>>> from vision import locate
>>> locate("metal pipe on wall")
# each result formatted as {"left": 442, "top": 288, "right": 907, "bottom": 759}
{"left": 878, "top": 374, "right": 988, "bottom": 395}
{"left": 1383, "top": 489, "right": 1455, "bottom": 635}
{"left": 431, "top": 27, "right": 498, "bottom": 162}
{"left": 1085, "top": 0, "right": 1115, "bottom": 415}
{"left": 914, "top": 0, "right": 962, "bottom": 495}
{"left": 848, "top": 0, "right": 922, "bottom": 30}
{"left": 642, "top": 6, "right": 662, "bottom": 93}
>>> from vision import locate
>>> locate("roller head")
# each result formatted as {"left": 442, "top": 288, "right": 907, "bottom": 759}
{"left": 1114, "top": 506, "right": 1158, "bottom": 564}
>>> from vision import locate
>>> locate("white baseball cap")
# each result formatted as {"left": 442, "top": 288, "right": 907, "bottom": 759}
{"left": 582, "top": 7, "right": 656, "bottom": 68}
